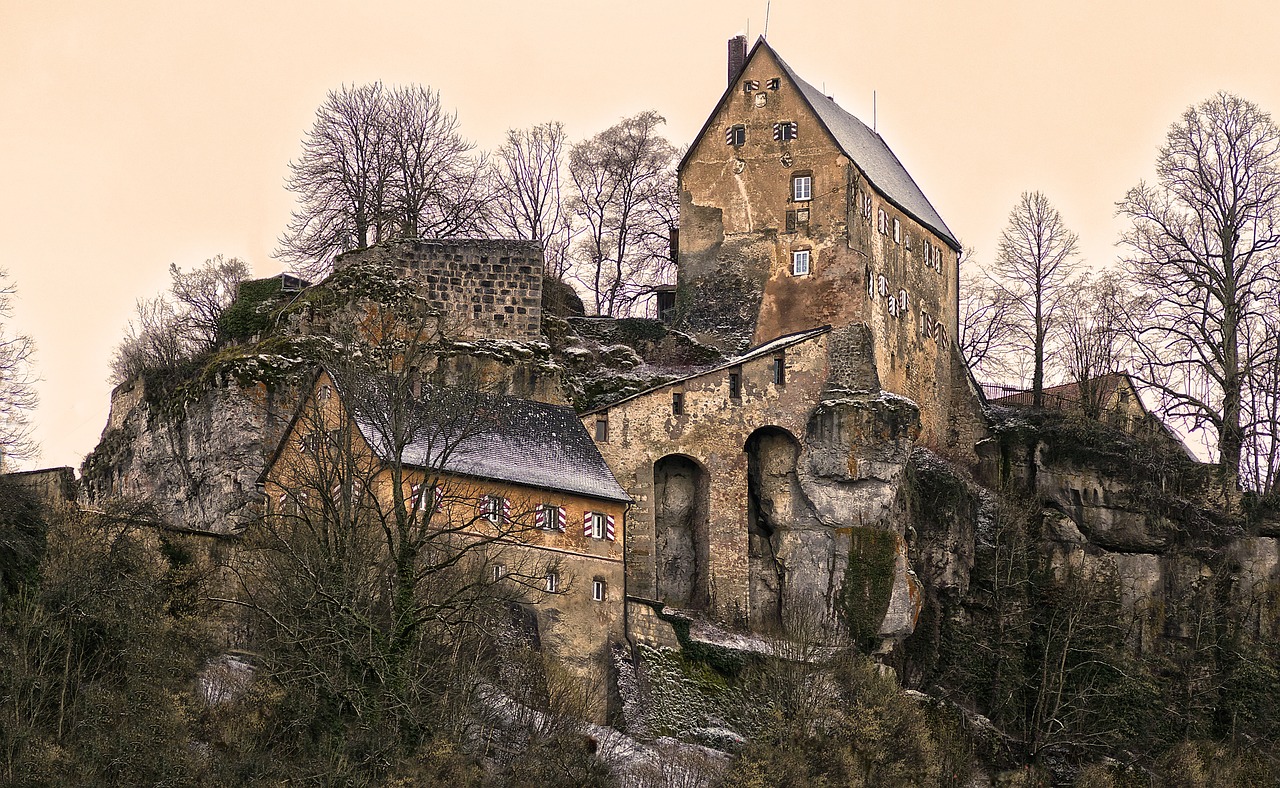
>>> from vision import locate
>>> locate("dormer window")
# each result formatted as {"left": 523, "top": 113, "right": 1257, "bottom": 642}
{"left": 725, "top": 125, "right": 746, "bottom": 146}
{"left": 792, "top": 174, "right": 812, "bottom": 201}
{"left": 743, "top": 79, "right": 760, "bottom": 93}
{"left": 773, "top": 121, "right": 798, "bottom": 141}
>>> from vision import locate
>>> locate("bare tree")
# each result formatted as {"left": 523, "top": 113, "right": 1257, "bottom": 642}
{"left": 568, "top": 111, "right": 678, "bottom": 316}
{"left": 167, "top": 255, "right": 248, "bottom": 351}
{"left": 1118, "top": 91, "right": 1280, "bottom": 483}
{"left": 383, "top": 84, "right": 492, "bottom": 241}
{"left": 0, "top": 270, "right": 36, "bottom": 464}
{"left": 237, "top": 294, "right": 559, "bottom": 774}
{"left": 492, "top": 122, "right": 576, "bottom": 281}
{"left": 958, "top": 245, "right": 1020, "bottom": 383}
{"left": 277, "top": 83, "right": 488, "bottom": 278}
{"left": 109, "top": 256, "right": 247, "bottom": 384}
{"left": 993, "top": 191, "right": 1082, "bottom": 406}
{"left": 1056, "top": 271, "right": 1130, "bottom": 419}
{"left": 278, "top": 83, "right": 394, "bottom": 275}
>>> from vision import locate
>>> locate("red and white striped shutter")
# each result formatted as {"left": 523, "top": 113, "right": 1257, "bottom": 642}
{"left": 583, "top": 511, "right": 593, "bottom": 538}
{"left": 502, "top": 497, "right": 511, "bottom": 523}
{"left": 606, "top": 514, "right": 616, "bottom": 541}
{"left": 535, "top": 506, "right": 546, "bottom": 529}
{"left": 410, "top": 483, "right": 422, "bottom": 507}
{"left": 434, "top": 486, "right": 444, "bottom": 508}
{"left": 557, "top": 506, "right": 566, "bottom": 532}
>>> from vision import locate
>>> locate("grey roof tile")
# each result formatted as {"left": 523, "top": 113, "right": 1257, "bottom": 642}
{"left": 353, "top": 386, "right": 631, "bottom": 504}
{"left": 770, "top": 45, "right": 960, "bottom": 251}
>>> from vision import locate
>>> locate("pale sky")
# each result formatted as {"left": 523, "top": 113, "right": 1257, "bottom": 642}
{"left": 3, "top": 1, "right": 1279, "bottom": 469}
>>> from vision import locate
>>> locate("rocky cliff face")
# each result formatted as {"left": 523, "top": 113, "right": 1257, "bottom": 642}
{"left": 80, "top": 376, "right": 288, "bottom": 534}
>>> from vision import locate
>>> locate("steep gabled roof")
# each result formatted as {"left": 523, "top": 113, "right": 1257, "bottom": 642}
{"left": 681, "top": 38, "right": 959, "bottom": 251}
{"left": 352, "top": 385, "right": 632, "bottom": 504}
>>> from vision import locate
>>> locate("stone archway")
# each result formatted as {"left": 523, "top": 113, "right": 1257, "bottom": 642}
{"left": 653, "top": 454, "right": 710, "bottom": 610}
{"left": 744, "top": 426, "right": 802, "bottom": 632}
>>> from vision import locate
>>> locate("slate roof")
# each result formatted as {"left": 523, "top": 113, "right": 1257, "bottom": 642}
{"left": 986, "top": 373, "right": 1135, "bottom": 410}
{"left": 769, "top": 46, "right": 959, "bottom": 250}
{"left": 580, "top": 325, "right": 831, "bottom": 415}
{"left": 682, "top": 38, "right": 959, "bottom": 251}
{"left": 351, "top": 385, "right": 631, "bottom": 504}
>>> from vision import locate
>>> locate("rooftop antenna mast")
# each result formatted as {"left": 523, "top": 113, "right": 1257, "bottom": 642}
{"left": 763, "top": 0, "right": 771, "bottom": 39}
{"left": 873, "top": 90, "right": 877, "bottom": 132}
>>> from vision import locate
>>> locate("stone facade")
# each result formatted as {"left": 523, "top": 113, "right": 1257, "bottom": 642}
{"left": 334, "top": 238, "right": 543, "bottom": 341}
{"left": 674, "top": 38, "right": 980, "bottom": 453}
{"left": 584, "top": 325, "right": 923, "bottom": 638}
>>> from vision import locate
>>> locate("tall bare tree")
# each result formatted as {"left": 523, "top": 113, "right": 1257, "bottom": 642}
{"left": 958, "top": 245, "right": 1020, "bottom": 383}
{"left": 1056, "top": 271, "right": 1130, "bottom": 419}
{"left": 993, "top": 191, "right": 1082, "bottom": 405}
{"left": 1118, "top": 91, "right": 1280, "bottom": 482}
{"left": 277, "top": 83, "right": 488, "bottom": 278}
{"left": 568, "top": 111, "right": 678, "bottom": 316}
{"left": 491, "top": 122, "right": 575, "bottom": 281}
{"left": 0, "top": 270, "right": 36, "bottom": 465}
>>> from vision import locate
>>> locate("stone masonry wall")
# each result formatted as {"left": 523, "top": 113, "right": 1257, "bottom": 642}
{"left": 335, "top": 239, "right": 544, "bottom": 341}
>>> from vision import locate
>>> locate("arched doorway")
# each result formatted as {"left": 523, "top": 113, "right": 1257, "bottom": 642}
{"left": 653, "top": 454, "right": 710, "bottom": 610}
{"left": 744, "top": 427, "right": 801, "bottom": 632}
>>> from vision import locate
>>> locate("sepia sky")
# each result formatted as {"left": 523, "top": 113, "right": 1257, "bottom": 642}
{"left": 3, "top": 0, "right": 1280, "bottom": 468}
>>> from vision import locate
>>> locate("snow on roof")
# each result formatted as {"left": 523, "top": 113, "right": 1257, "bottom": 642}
{"left": 352, "top": 385, "right": 631, "bottom": 504}
{"left": 769, "top": 44, "right": 960, "bottom": 251}
{"left": 581, "top": 325, "right": 831, "bottom": 415}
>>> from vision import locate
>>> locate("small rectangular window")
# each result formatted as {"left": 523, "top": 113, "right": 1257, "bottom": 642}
{"left": 672, "top": 392, "right": 684, "bottom": 415}
{"left": 535, "top": 503, "right": 564, "bottom": 531}
{"left": 743, "top": 79, "right": 760, "bottom": 93}
{"left": 729, "top": 371, "right": 741, "bottom": 399}
{"left": 590, "top": 512, "right": 606, "bottom": 540}
{"left": 492, "top": 564, "right": 504, "bottom": 582}
{"left": 793, "top": 175, "right": 811, "bottom": 201}
{"left": 893, "top": 218, "right": 901, "bottom": 244}
{"left": 773, "top": 354, "right": 786, "bottom": 386}
{"left": 767, "top": 77, "right": 781, "bottom": 90}
{"left": 592, "top": 580, "right": 606, "bottom": 602}
{"left": 481, "top": 495, "right": 503, "bottom": 524}
{"left": 773, "top": 121, "right": 798, "bottom": 141}
{"left": 546, "top": 572, "right": 559, "bottom": 593}
{"left": 725, "top": 124, "right": 746, "bottom": 146}
{"left": 792, "top": 250, "right": 810, "bottom": 276}
{"left": 595, "top": 417, "right": 609, "bottom": 442}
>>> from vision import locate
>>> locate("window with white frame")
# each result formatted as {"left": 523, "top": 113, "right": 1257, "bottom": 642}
{"left": 893, "top": 218, "right": 901, "bottom": 244}
{"left": 792, "top": 174, "right": 811, "bottom": 201}
{"left": 546, "top": 572, "right": 559, "bottom": 593}
{"left": 480, "top": 494, "right": 504, "bottom": 524}
{"left": 592, "top": 579, "right": 606, "bottom": 602}
{"left": 792, "top": 249, "right": 810, "bottom": 276}
{"left": 492, "top": 564, "right": 504, "bottom": 582}
{"left": 725, "top": 124, "right": 746, "bottom": 146}
{"left": 535, "top": 503, "right": 565, "bottom": 531}
{"left": 773, "top": 121, "right": 798, "bottom": 141}
{"left": 589, "top": 511, "right": 606, "bottom": 540}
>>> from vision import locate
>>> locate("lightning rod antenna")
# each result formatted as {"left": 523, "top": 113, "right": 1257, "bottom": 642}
{"left": 873, "top": 90, "right": 877, "bottom": 132}
{"left": 763, "top": 0, "right": 771, "bottom": 40}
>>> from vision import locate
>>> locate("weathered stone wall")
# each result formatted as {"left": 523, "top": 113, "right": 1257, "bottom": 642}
{"left": 586, "top": 326, "right": 923, "bottom": 638}
{"left": 675, "top": 44, "right": 973, "bottom": 452}
{"left": 335, "top": 239, "right": 543, "bottom": 341}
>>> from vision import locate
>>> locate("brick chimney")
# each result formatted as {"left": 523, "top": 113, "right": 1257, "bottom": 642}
{"left": 728, "top": 35, "right": 747, "bottom": 86}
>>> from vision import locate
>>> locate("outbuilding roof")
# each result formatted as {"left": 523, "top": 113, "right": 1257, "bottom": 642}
{"left": 351, "top": 384, "right": 631, "bottom": 504}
